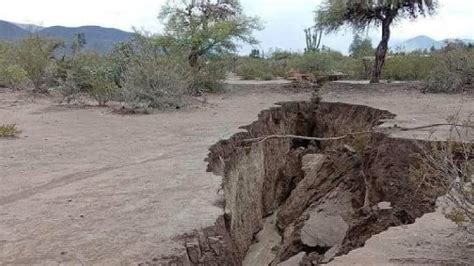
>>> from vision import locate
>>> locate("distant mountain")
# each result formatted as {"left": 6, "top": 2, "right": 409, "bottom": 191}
{"left": 391, "top": 35, "right": 474, "bottom": 53}
{"left": 39, "top": 25, "right": 134, "bottom": 54}
{"left": 0, "top": 20, "right": 134, "bottom": 54}
{"left": 13, "top": 22, "right": 44, "bottom": 32}
{"left": 391, "top": 35, "right": 443, "bottom": 52}
{"left": 0, "top": 20, "right": 29, "bottom": 40}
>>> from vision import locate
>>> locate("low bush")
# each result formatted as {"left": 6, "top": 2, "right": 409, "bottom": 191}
{"left": 0, "top": 65, "right": 29, "bottom": 90}
{"left": 190, "top": 56, "right": 229, "bottom": 93}
{"left": 120, "top": 37, "right": 191, "bottom": 110}
{"left": 424, "top": 46, "right": 474, "bottom": 93}
{"left": 235, "top": 57, "right": 275, "bottom": 80}
{"left": 61, "top": 53, "right": 118, "bottom": 106}
{"left": 16, "top": 36, "right": 63, "bottom": 92}
{"left": 0, "top": 124, "right": 21, "bottom": 138}
{"left": 287, "top": 50, "right": 347, "bottom": 77}
{"left": 0, "top": 42, "right": 29, "bottom": 89}
{"left": 383, "top": 55, "right": 435, "bottom": 81}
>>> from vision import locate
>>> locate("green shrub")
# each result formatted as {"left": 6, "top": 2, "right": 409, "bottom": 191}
{"left": 16, "top": 36, "right": 63, "bottom": 92}
{"left": 190, "top": 56, "right": 228, "bottom": 93}
{"left": 425, "top": 46, "right": 474, "bottom": 93}
{"left": 120, "top": 37, "right": 191, "bottom": 110}
{"left": 0, "top": 65, "right": 29, "bottom": 89}
{"left": 383, "top": 55, "right": 435, "bottom": 81}
{"left": 0, "top": 124, "right": 21, "bottom": 138}
{"left": 0, "top": 42, "right": 29, "bottom": 89}
{"left": 62, "top": 53, "right": 118, "bottom": 105}
{"left": 235, "top": 57, "right": 275, "bottom": 80}
{"left": 287, "top": 50, "right": 348, "bottom": 77}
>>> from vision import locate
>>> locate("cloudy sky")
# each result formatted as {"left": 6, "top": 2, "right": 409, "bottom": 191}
{"left": 1, "top": 0, "right": 473, "bottom": 53}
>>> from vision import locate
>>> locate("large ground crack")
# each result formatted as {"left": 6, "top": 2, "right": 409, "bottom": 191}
{"left": 157, "top": 101, "right": 453, "bottom": 265}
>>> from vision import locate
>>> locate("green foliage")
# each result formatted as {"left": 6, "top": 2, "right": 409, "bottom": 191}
{"left": 304, "top": 27, "right": 323, "bottom": 53}
{"left": 383, "top": 55, "right": 435, "bottom": 81}
{"left": 119, "top": 36, "right": 191, "bottom": 110}
{"left": 315, "top": 0, "right": 437, "bottom": 32}
{"left": 425, "top": 46, "right": 474, "bottom": 93}
{"left": 235, "top": 58, "right": 274, "bottom": 80}
{"left": 0, "top": 124, "right": 21, "bottom": 138}
{"left": 71, "top": 32, "right": 87, "bottom": 56}
{"left": 16, "top": 36, "right": 64, "bottom": 92}
{"left": 315, "top": 0, "right": 438, "bottom": 82}
{"left": 63, "top": 53, "right": 118, "bottom": 105}
{"left": 349, "top": 34, "right": 374, "bottom": 58}
{"left": 0, "top": 65, "right": 29, "bottom": 89}
{"left": 0, "top": 42, "right": 28, "bottom": 89}
{"left": 287, "top": 50, "right": 347, "bottom": 77}
{"left": 160, "top": 0, "right": 261, "bottom": 66}
{"left": 159, "top": 0, "right": 261, "bottom": 91}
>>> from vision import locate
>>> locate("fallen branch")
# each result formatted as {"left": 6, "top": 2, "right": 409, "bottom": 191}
{"left": 398, "top": 123, "right": 474, "bottom": 132}
{"left": 243, "top": 123, "right": 474, "bottom": 143}
{"left": 243, "top": 131, "right": 372, "bottom": 143}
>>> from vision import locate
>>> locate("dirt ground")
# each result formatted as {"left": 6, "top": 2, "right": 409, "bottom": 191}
{"left": 1, "top": 82, "right": 473, "bottom": 264}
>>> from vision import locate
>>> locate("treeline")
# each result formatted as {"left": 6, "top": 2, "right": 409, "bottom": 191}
{"left": 235, "top": 39, "right": 474, "bottom": 93}
{"left": 0, "top": 0, "right": 261, "bottom": 111}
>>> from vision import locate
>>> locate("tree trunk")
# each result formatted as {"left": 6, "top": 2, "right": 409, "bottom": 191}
{"left": 188, "top": 51, "right": 199, "bottom": 69}
{"left": 371, "top": 19, "right": 391, "bottom": 83}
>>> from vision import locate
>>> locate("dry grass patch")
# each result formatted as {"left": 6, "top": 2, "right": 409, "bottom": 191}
{"left": 0, "top": 124, "right": 21, "bottom": 138}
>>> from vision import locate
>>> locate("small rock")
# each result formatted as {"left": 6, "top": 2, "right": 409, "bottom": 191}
{"left": 377, "top": 201, "right": 392, "bottom": 210}
{"left": 278, "top": 252, "right": 305, "bottom": 266}
{"left": 60, "top": 251, "right": 67, "bottom": 255}
{"left": 301, "top": 214, "right": 348, "bottom": 248}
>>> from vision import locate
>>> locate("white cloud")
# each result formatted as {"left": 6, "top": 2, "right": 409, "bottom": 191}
{"left": 0, "top": 0, "right": 472, "bottom": 53}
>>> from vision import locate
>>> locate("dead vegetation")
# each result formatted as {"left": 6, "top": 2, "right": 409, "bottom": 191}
{"left": 411, "top": 114, "right": 474, "bottom": 224}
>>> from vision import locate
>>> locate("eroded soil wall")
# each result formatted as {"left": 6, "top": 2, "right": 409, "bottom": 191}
{"left": 163, "top": 101, "right": 444, "bottom": 265}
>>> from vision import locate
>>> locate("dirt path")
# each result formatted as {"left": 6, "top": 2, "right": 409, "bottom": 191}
{"left": 0, "top": 86, "right": 309, "bottom": 264}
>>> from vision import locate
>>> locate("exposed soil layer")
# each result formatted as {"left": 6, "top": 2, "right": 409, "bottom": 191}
{"left": 195, "top": 100, "right": 449, "bottom": 265}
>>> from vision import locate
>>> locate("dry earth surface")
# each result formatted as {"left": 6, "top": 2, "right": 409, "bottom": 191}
{"left": 1, "top": 81, "right": 473, "bottom": 265}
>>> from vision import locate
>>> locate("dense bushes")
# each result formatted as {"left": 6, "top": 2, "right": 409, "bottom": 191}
{"left": 16, "top": 37, "right": 63, "bottom": 92}
{"left": 425, "top": 45, "right": 474, "bottom": 93}
{"left": 235, "top": 49, "right": 350, "bottom": 80}
{"left": 0, "top": 42, "right": 28, "bottom": 89}
{"left": 118, "top": 37, "right": 191, "bottom": 109}
{"left": 235, "top": 58, "right": 275, "bottom": 80}
{"left": 383, "top": 55, "right": 435, "bottom": 81}
{"left": 2, "top": 34, "right": 472, "bottom": 110}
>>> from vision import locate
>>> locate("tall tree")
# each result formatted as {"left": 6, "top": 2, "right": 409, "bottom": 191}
{"left": 315, "top": 0, "right": 437, "bottom": 83}
{"left": 71, "top": 33, "right": 87, "bottom": 57}
{"left": 159, "top": 0, "right": 262, "bottom": 69}
{"left": 349, "top": 34, "right": 374, "bottom": 58}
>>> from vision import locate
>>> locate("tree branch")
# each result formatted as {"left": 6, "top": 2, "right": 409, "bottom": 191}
{"left": 243, "top": 123, "right": 474, "bottom": 143}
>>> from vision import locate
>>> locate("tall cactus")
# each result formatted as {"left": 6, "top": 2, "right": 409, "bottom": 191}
{"left": 304, "top": 27, "right": 323, "bottom": 53}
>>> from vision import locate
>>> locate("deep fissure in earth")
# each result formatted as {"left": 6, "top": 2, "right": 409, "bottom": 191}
{"left": 160, "top": 101, "right": 446, "bottom": 265}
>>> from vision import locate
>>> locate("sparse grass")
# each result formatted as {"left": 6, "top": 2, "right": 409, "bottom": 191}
{"left": 0, "top": 124, "right": 21, "bottom": 138}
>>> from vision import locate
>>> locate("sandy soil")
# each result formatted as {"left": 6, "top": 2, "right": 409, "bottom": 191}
{"left": 1, "top": 82, "right": 473, "bottom": 264}
{"left": 0, "top": 86, "right": 309, "bottom": 264}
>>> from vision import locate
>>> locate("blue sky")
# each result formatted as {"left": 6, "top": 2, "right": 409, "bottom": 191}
{"left": 1, "top": 0, "right": 473, "bottom": 53}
